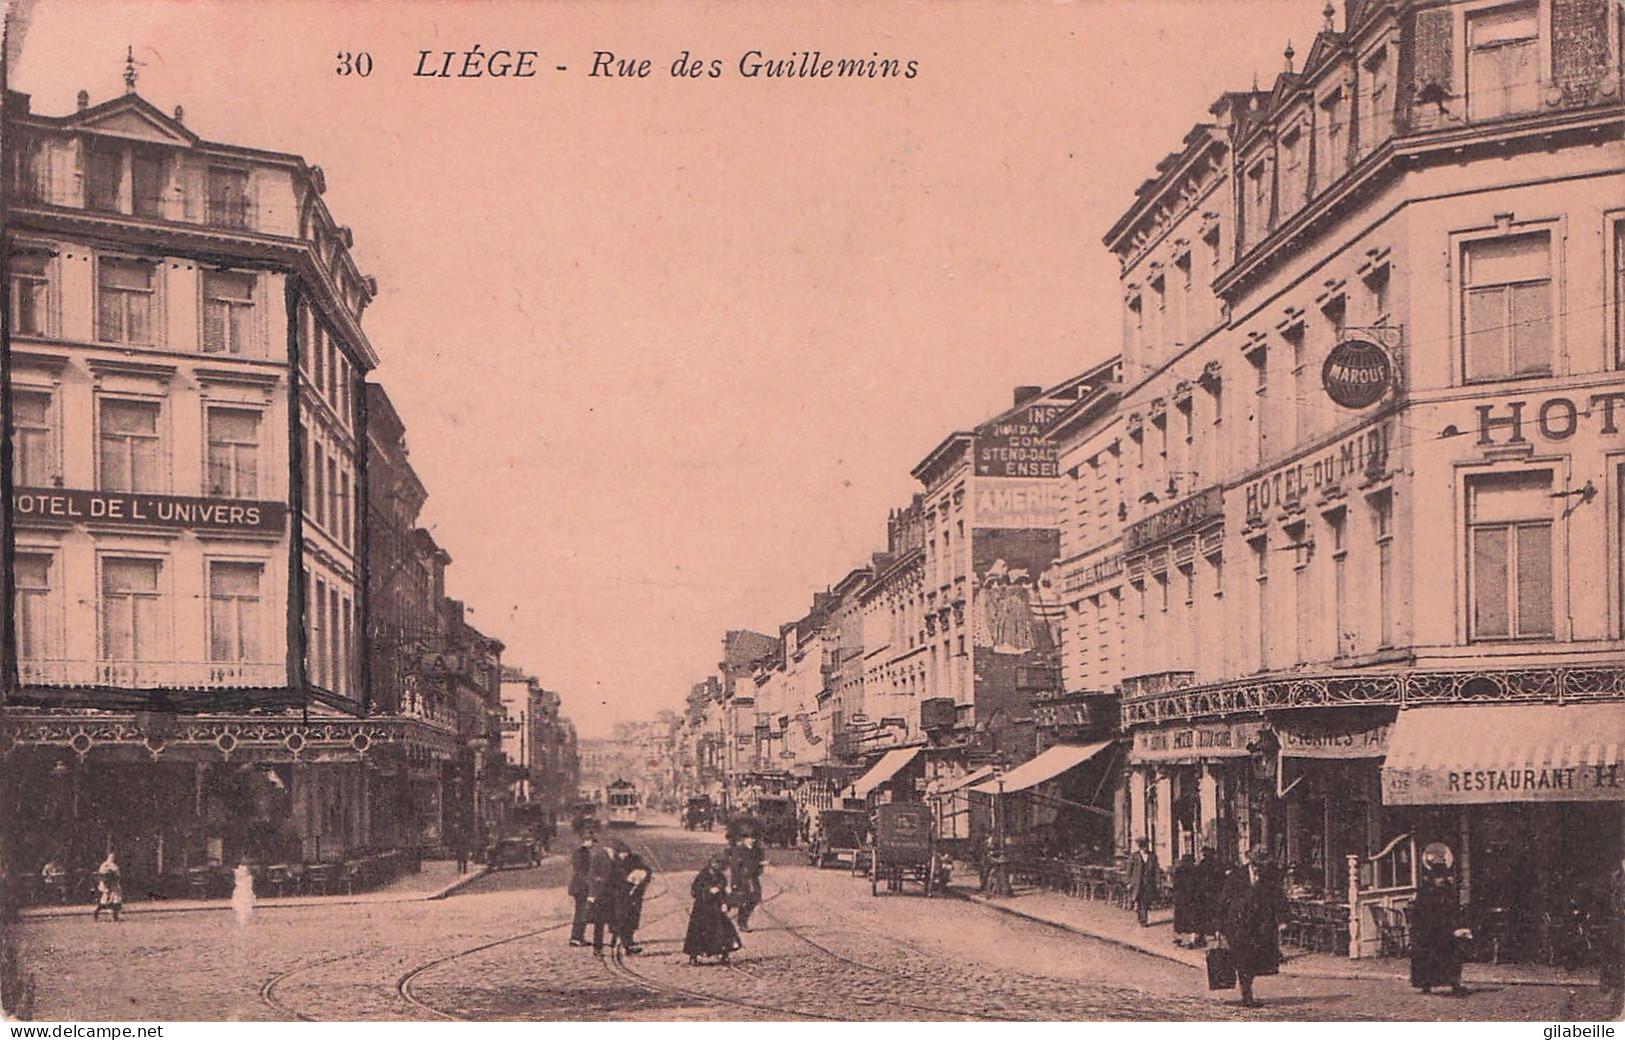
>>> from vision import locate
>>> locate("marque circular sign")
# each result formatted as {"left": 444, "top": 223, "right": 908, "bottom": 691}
{"left": 1322, "top": 337, "right": 1392, "bottom": 409}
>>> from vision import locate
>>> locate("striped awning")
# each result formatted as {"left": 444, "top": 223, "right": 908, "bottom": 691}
{"left": 850, "top": 746, "right": 922, "bottom": 799}
{"left": 1382, "top": 704, "right": 1625, "bottom": 806}
{"left": 968, "top": 741, "right": 1114, "bottom": 795}
{"left": 928, "top": 765, "right": 995, "bottom": 797}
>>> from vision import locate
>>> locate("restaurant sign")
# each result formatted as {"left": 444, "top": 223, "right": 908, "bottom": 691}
{"left": 1275, "top": 719, "right": 1390, "bottom": 759}
{"left": 1131, "top": 720, "right": 1257, "bottom": 763}
{"left": 14, "top": 487, "right": 286, "bottom": 534}
{"left": 1384, "top": 760, "right": 1625, "bottom": 805}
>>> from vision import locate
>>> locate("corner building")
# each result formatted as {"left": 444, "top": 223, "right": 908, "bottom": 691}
{"left": 1106, "top": 0, "right": 1624, "bottom": 959}
{"left": 2, "top": 87, "right": 441, "bottom": 885}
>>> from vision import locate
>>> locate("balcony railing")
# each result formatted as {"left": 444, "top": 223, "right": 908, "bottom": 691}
{"left": 18, "top": 659, "right": 286, "bottom": 689}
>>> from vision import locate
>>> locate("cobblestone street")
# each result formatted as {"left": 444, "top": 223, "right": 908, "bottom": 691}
{"left": 14, "top": 824, "right": 1620, "bottom": 1021}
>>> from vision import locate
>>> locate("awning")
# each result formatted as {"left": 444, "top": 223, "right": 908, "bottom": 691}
{"left": 1382, "top": 704, "right": 1625, "bottom": 806}
{"left": 850, "top": 746, "right": 922, "bottom": 798}
{"left": 967, "top": 740, "right": 1114, "bottom": 795}
{"left": 928, "top": 765, "right": 995, "bottom": 797}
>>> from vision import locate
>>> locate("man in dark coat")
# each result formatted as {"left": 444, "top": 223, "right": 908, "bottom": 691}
{"left": 1172, "top": 852, "right": 1200, "bottom": 946}
{"left": 1410, "top": 846, "right": 1468, "bottom": 996}
{"left": 566, "top": 826, "right": 607, "bottom": 948}
{"left": 727, "top": 833, "right": 766, "bottom": 931}
{"left": 1127, "top": 838, "right": 1160, "bottom": 927}
{"left": 1194, "top": 845, "right": 1224, "bottom": 947}
{"left": 606, "top": 840, "right": 654, "bottom": 954}
{"left": 1219, "top": 845, "right": 1284, "bottom": 1008}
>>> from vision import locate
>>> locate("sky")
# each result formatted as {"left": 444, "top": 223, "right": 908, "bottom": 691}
{"left": 8, "top": 0, "right": 1330, "bottom": 738}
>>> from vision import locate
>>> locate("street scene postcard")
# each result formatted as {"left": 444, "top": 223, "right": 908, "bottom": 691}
{"left": 0, "top": 0, "right": 1623, "bottom": 1027}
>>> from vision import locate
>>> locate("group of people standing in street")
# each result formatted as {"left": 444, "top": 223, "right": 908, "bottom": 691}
{"left": 683, "top": 828, "right": 765, "bottom": 966}
{"left": 565, "top": 822, "right": 653, "bottom": 957}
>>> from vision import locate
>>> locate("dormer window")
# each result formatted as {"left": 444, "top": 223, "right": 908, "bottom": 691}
{"left": 86, "top": 142, "right": 122, "bottom": 213}
{"left": 1318, "top": 89, "right": 1347, "bottom": 187}
{"left": 206, "top": 167, "right": 251, "bottom": 229}
{"left": 131, "top": 150, "right": 167, "bottom": 219}
{"left": 1467, "top": 4, "right": 1540, "bottom": 123}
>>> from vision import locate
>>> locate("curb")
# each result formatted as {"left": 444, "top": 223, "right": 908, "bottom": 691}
{"left": 960, "top": 892, "right": 1599, "bottom": 990}
{"left": 18, "top": 867, "right": 492, "bottom": 920}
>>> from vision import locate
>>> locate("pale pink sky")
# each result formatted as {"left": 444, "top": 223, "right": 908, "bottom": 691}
{"left": 11, "top": 0, "right": 1328, "bottom": 737}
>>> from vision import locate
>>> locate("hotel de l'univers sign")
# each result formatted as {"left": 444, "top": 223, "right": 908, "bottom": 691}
{"left": 13, "top": 488, "right": 287, "bottom": 534}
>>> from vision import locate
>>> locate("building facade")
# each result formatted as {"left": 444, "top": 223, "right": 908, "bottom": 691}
{"left": 0, "top": 85, "right": 449, "bottom": 880}
{"left": 1103, "top": 0, "right": 1624, "bottom": 958}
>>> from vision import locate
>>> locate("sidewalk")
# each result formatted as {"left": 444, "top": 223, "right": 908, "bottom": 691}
{"left": 955, "top": 885, "right": 1600, "bottom": 990}
{"left": 19, "top": 859, "right": 489, "bottom": 920}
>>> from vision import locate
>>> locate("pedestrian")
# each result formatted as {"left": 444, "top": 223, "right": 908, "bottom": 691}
{"left": 583, "top": 831, "right": 616, "bottom": 957}
{"left": 1172, "top": 851, "right": 1200, "bottom": 947}
{"left": 93, "top": 853, "right": 123, "bottom": 923}
{"left": 231, "top": 860, "right": 256, "bottom": 925}
{"left": 1218, "top": 845, "right": 1284, "bottom": 1008}
{"left": 727, "top": 832, "right": 766, "bottom": 931}
{"left": 1194, "top": 845, "right": 1223, "bottom": 947}
{"left": 978, "top": 834, "right": 996, "bottom": 893}
{"left": 454, "top": 830, "right": 470, "bottom": 875}
{"left": 607, "top": 840, "right": 654, "bottom": 955}
{"left": 1409, "top": 843, "right": 1470, "bottom": 997}
{"left": 566, "top": 824, "right": 602, "bottom": 947}
{"left": 684, "top": 854, "right": 742, "bottom": 966}
{"left": 1599, "top": 855, "right": 1624, "bottom": 997}
{"left": 1127, "top": 837, "right": 1160, "bottom": 927}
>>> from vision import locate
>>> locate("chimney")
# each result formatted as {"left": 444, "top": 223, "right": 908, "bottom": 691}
{"left": 77, "top": 90, "right": 89, "bottom": 111}
{"left": 173, "top": 105, "right": 184, "bottom": 124}
{"left": 1013, "top": 385, "right": 1044, "bottom": 408}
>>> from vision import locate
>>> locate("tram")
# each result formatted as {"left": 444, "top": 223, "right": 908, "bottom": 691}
{"left": 605, "top": 778, "right": 641, "bottom": 827}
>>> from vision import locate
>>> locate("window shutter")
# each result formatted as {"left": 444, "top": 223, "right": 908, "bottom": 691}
{"left": 1551, "top": 0, "right": 1609, "bottom": 95}
{"left": 202, "top": 299, "right": 226, "bottom": 351}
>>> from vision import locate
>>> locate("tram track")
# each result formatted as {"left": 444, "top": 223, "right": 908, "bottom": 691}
{"left": 257, "top": 833, "right": 1015, "bottom": 1022}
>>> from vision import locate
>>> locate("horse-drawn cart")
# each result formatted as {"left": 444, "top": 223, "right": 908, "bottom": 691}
{"left": 869, "top": 802, "right": 937, "bottom": 897}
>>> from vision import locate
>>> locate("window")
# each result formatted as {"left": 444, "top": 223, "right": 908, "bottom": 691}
{"left": 10, "top": 252, "right": 49, "bottom": 336}
{"left": 201, "top": 271, "right": 257, "bottom": 354}
{"left": 1328, "top": 510, "right": 1349, "bottom": 657}
{"left": 13, "top": 389, "right": 57, "bottom": 487}
{"left": 206, "top": 167, "right": 251, "bottom": 228}
{"left": 131, "top": 152, "right": 165, "bottom": 219}
{"left": 96, "top": 258, "right": 155, "bottom": 345}
{"left": 1373, "top": 490, "right": 1395, "bottom": 647}
{"left": 311, "top": 441, "right": 326, "bottom": 526}
{"left": 1468, "top": 472, "right": 1553, "bottom": 640}
{"left": 1318, "top": 90, "right": 1347, "bottom": 187}
{"left": 1614, "top": 220, "right": 1624, "bottom": 368}
{"left": 15, "top": 552, "right": 55, "bottom": 661}
{"left": 1288, "top": 520, "right": 1311, "bottom": 663}
{"left": 1252, "top": 535, "right": 1269, "bottom": 671}
{"left": 1468, "top": 4, "right": 1540, "bottom": 123}
{"left": 98, "top": 397, "right": 162, "bottom": 492}
{"left": 1365, "top": 264, "right": 1391, "bottom": 324}
{"left": 1365, "top": 46, "right": 1394, "bottom": 147}
{"left": 1463, "top": 233, "right": 1552, "bottom": 381}
{"left": 327, "top": 456, "right": 339, "bottom": 533}
{"left": 87, "top": 145, "right": 121, "bottom": 212}
{"left": 1250, "top": 348, "right": 1269, "bottom": 464}
{"left": 1280, "top": 127, "right": 1307, "bottom": 212}
{"left": 100, "top": 557, "right": 166, "bottom": 661}
{"left": 208, "top": 561, "right": 263, "bottom": 662}
{"left": 1247, "top": 161, "right": 1271, "bottom": 246}
{"left": 206, "top": 408, "right": 261, "bottom": 498}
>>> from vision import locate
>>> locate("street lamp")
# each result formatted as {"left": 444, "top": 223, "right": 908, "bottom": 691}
{"left": 991, "top": 770, "right": 1012, "bottom": 898}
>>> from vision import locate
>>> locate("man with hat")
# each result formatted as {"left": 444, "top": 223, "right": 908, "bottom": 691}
{"left": 1218, "top": 844, "right": 1285, "bottom": 1008}
{"left": 1126, "top": 837, "right": 1160, "bottom": 927}
{"left": 567, "top": 821, "right": 611, "bottom": 949}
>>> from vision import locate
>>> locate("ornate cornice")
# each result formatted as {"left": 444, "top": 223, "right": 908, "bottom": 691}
{"left": 1121, "top": 665, "right": 1625, "bottom": 727}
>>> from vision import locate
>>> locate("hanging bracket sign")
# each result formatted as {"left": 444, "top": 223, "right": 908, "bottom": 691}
{"left": 1322, "top": 337, "right": 1393, "bottom": 409}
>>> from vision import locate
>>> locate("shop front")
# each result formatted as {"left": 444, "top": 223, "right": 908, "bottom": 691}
{"left": 1273, "top": 709, "right": 1394, "bottom": 899}
{"left": 1382, "top": 702, "right": 1625, "bottom": 965}
{"left": 1128, "top": 718, "right": 1263, "bottom": 868}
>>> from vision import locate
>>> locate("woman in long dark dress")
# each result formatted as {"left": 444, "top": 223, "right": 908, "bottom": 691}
{"left": 1410, "top": 850, "right": 1468, "bottom": 996}
{"left": 684, "top": 855, "right": 741, "bottom": 965}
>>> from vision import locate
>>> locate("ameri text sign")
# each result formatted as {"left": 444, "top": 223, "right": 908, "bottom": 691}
{"left": 13, "top": 488, "right": 287, "bottom": 533}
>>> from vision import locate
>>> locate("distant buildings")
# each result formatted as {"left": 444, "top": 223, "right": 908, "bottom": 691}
{"left": 677, "top": 0, "right": 1625, "bottom": 967}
